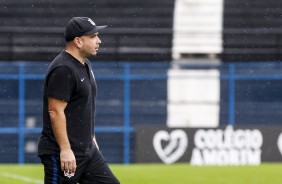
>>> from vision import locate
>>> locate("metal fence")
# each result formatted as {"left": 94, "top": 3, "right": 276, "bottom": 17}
{"left": 0, "top": 61, "right": 282, "bottom": 164}
{"left": 0, "top": 61, "right": 169, "bottom": 164}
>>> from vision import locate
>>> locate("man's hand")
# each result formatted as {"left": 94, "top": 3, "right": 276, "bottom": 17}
{"left": 60, "top": 148, "right": 77, "bottom": 174}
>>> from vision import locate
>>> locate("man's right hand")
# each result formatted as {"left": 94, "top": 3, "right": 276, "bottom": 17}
{"left": 60, "top": 148, "right": 77, "bottom": 174}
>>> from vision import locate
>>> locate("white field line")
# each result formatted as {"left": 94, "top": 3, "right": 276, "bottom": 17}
{"left": 0, "top": 172, "right": 43, "bottom": 184}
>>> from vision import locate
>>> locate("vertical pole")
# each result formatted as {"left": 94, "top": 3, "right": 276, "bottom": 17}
{"left": 18, "top": 63, "right": 25, "bottom": 164}
{"left": 123, "top": 64, "right": 130, "bottom": 164}
{"left": 228, "top": 64, "right": 235, "bottom": 126}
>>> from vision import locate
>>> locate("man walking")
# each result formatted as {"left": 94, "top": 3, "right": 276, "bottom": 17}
{"left": 38, "top": 17, "right": 120, "bottom": 184}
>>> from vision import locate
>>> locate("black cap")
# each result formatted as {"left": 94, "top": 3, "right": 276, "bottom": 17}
{"left": 64, "top": 17, "right": 107, "bottom": 42}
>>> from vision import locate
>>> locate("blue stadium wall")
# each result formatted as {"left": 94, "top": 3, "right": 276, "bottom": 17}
{"left": 0, "top": 62, "right": 169, "bottom": 163}
{"left": 1, "top": 62, "right": 282, "bottom": 163}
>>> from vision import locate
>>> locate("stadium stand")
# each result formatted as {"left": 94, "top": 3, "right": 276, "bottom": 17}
{"left": 0, "top": 0, "right": 174, "bottom": 61}
{"left": 0, "top": 0, "right": 175, "bottom": 163}
{"left": 223, "top": 0, "right": 282, "bottom": 61}
{"left": 1, "top": 0, "right": 282, "bottom": 165}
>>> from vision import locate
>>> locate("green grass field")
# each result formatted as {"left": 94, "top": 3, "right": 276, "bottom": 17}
{"left": 0, "top": 163, "right": 281, "bottom": 184}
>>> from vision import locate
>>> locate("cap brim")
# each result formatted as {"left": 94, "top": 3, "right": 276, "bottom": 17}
{"left": 85, "top": 25, "right": 107, "bottom": 35}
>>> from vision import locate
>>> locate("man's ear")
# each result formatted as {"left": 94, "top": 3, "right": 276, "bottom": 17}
{"left": 73, "top": 37, "right": 82, "bottom": 48}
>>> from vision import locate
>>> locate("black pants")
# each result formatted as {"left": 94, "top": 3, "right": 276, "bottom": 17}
{"left": 40, "top": 147, "right": 120, "bottom": 184}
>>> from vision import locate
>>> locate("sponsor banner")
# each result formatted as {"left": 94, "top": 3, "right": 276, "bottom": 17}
{"left": 136, "top": 125, "right": 282, "bottom": 165}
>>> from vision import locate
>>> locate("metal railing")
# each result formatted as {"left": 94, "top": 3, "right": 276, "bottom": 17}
{"left": 1, "top": 61, "right": 282, "bottom": 163}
